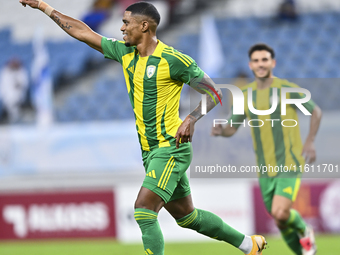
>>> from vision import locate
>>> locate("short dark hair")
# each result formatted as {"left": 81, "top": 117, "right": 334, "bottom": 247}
{"left": 248, "top": 43, "right": 275, "bottom": 59}
{"left": 126, "top": 1, "right": 161, "bottom": 25}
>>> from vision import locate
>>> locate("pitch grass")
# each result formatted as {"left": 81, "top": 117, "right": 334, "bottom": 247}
{"left": 0, "top": 235, "right": 339, "bottom": 255}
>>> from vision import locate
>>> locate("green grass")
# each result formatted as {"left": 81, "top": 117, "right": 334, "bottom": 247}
{"left": 0, "top": 235, "right": 339, "bottom": 255}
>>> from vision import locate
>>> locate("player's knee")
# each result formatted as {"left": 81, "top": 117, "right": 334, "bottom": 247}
{"left": 134, "top": 199, "right": 145, "bottom": 210}
{"left": 272, "top": 208, "right": 290, "bottom": 224}
{"left": 134, "top": 196, "right": 159, "bottom": 211}
{"left": 176, "top": 208, "right": 199, "bottom": 230}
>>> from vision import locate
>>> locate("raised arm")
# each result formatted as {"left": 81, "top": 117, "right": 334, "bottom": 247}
{"left": 20, "top": 0, "right": 103, "bottom": 53}
{"left": 175, "top": 73, "right": 223, "bottom": 148}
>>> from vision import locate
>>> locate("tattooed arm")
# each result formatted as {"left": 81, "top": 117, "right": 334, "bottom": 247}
{"left": 188, "top": 73, "right": 223, "bottom": 121}
{"left": 19, "top": 0, "right": 103, "bottom": 53}
{"left": 175, "top": 73, "right": 223, "bottom": 148}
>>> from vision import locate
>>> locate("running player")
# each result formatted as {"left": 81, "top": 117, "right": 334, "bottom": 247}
{"left": 20, "top": 1, "right": 267, "bottom": 254}
{"left": 212, "top": 43, "right": 322, "bottom": 255}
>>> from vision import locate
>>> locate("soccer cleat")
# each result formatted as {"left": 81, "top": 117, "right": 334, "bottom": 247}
{"left": 245, "top": 235, "right": 267, "bottom": 255}
{"left": 300, "top": 226, "right": 317, "bottom": 255}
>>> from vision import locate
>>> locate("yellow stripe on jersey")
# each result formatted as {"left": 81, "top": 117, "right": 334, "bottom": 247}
{"left": 122, "top": 52, "right": 135, "bottom": 93}
{"left": 133, "top": 57, "right": 149, "bottom": 150}
{"left": 282, "top": 91, "right": 303, "bottom": 168}
{"left": 256, "top": 88, "right": 277, "bottom": 177}
{"left": 160, "top": 79, "right": 183, "bottom": 140}
{"left": 156, "top": 58, "right": 171, "bottom": 148}
{"left": 163, "top": 50, "right": 190, "bottom": 67}
{"left": 177, "top": 52, "right": 193, "bottom": 65}
{"left": 171, "top": 51, "right": 193, "bottom": 66}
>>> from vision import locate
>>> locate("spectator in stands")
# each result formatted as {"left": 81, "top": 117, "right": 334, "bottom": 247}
{"left": 0, "top": 58, "right": 29, "bottom": 123}
{"left": 277, "top": 0, "right": 298, "bottom": 22}
{"left": 82, "top": 0, "right": 115, "bottom": 32}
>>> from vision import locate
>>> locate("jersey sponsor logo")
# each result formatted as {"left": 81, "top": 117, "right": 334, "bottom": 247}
{"left": 146, "top": 65, "right": 156, "bottom": 78}
{"left": 107, "top": 38, "right": 117, "bottom": 42}
{"left": 146, "top": 170, "right": 156, "bottom": 179}
{"left": 283, "top": 186, "right": 293, "bottom": 195}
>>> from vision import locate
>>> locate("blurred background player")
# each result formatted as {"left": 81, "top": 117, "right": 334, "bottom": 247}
{"left": 19, "top": 1, "right": 267, "bottom": 255}
{"left": 0, "top": 58, "right": 29, "bottom": 123}
{"left": 211, "top": 43, "right": 322, "bottom": 255}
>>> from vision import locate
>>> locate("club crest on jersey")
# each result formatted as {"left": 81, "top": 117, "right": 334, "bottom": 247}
{"left": 147, "top": 65, "right": 156, "bottom": 78}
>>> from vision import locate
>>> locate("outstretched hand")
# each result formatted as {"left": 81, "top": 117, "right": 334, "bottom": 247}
{"left": 302, "top": 139, "right": 316, "bottom": 164}
{"left": 19, "top": 0, "right": 39, "bottom": 8}
{"left": 175, "top": 115, "right": 196, "bottom": 149}
{"left": 211, "top": 124, "right": 223, "bottom": 136}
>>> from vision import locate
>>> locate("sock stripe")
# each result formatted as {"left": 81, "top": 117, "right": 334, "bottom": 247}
{"left": 177, "top": 209, "right": 198, "bottom": 227}
{"left": 134, "top": 209, "right": 158, "bottom": 221}
{"left": 287, "top": 210, "right": 297, "bottom": 225}
{"left": 135, "top": 217, "right": 157, "bottom": 221}
{"left": 134, "top": 212, "right": 157, "bottom": 217}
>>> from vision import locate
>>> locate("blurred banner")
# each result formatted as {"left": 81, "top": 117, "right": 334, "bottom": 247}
{"left": 0, "top": 121, "right": 143, "bottom": 177}
{"left": 253, "top": 181, "right": 340, "bottom": 234}
{"left": 0, "top": 190, "right": 116, "bottom": 240}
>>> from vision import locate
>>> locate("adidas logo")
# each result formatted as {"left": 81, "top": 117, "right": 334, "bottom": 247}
{"left": 283, "top": 186, "right": 293, "bottom": 195}
{"left": 146, "top": 170, "right": 156, "bottom": 179}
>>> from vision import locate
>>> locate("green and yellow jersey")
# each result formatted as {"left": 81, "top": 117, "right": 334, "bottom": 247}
{"left": 101, "top": 37, "right": 204, "bottom": 151}
{"left": 229, "top": 78, "right": 316, "bottom": 175}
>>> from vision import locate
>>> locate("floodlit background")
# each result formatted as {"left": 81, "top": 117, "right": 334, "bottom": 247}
{"left": 0, "top": 0, "right": 339, "bottom": 254}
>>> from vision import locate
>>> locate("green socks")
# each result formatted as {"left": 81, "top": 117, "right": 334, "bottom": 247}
{"left": 287, "top": 209, "right": 306, "bottom": 235}
{"left": 279, "top": 209, "right": 307, "bottom": 255}
{"left": 134, "top": 208, "right": 164, "bottom": 255}
{"left": 135, "top": 208, "right": 248, "bottom": 254}
{"left": 280, "top": 227, "right": 302, "bottom": 255}
{"left": 176, "top": 208, "right": 245, "bottom": 248}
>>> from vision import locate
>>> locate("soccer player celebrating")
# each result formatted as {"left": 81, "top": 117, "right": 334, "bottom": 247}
{"left": 212, "top": 43, "right": 322, "bottom": 255}
{"left": 20, "top": 1, "right": 267, "bottom": 254}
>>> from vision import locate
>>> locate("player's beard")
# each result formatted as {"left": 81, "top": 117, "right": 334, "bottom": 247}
{"left": 253, "top": 69, "right": 271, "bottom": 79}
{"left": 125, "top": 42, "right": 131, "bottom": 47}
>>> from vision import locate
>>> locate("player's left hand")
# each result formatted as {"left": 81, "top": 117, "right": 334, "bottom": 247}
{"left": 175, "top": 115, "right": 196, "bottom": 149}
{"left": 302, "top": 139, "right": 316, "bottom": 164}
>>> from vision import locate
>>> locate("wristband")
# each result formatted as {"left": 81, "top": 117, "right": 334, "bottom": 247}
{"left": 37, "top": 0, "right": 55, "bottom": 16}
